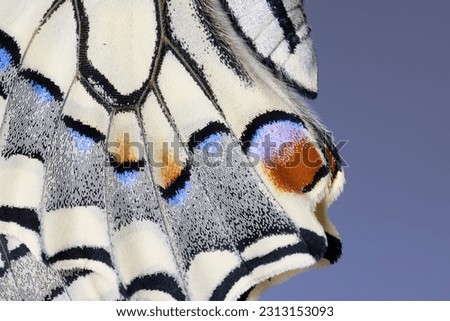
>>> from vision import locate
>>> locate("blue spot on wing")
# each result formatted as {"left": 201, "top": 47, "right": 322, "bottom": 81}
{"left": 168, "top": 181, "right": 191, "bottom": 206}
{"left": 32, "top": 83, "right": 54, "bottom": 102}
{"left": 197, "top": 133, "right": 222, "bottom": 155}
{"left": 116, "top": 171, "right": 140, "bottom": 189}
{"left": 0, "top": 48, "right": 12, "bottom": 71}
{"left": 67, "top": 129, "right": 96, "bottom": 153}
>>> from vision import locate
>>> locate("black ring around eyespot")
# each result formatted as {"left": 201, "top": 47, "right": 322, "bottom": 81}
{"left": 240, "top": 110, "right": 306, "bottom": 153}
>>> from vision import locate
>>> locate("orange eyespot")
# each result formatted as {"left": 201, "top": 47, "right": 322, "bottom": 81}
{"left": 263, "top": 138, "right": 324, "bottom": 193}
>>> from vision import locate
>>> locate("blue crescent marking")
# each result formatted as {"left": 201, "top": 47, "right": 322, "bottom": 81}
{"left": 168, "top": 181, "right": 192, "bottom": 206}
{"left": 0, "top": 48, "right": 12, "bottom": 71}
{"left": 116, "top": 171, "right": 140, "bottom": 189}
{"left": 67, "top": 129, "right": 96, "bottom": 153}
{"left": 32, "top": 83, "right": 54, "bottom": 102}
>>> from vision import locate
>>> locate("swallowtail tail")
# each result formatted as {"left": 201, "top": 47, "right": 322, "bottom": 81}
{"left": 0, "top": 0, "right": 344, "bottom": 300}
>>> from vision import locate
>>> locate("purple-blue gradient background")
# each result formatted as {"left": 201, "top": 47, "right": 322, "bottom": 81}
{"left": 262, "top": 0, "right": 450, "bottom": 300}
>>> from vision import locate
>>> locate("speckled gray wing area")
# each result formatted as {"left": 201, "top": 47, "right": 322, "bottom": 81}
{"left": 0, "top": 234, "right": 69, "bottom": 300}
{"left": 0, "top": 0, "right": 344, "bottom": 301}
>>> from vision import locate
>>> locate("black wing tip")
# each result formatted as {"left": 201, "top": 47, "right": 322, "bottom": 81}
{"left": 324, "top": 232, "right": 343, "bottom": 264}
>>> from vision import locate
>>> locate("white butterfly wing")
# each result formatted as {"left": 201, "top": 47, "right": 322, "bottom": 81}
{"left": 0, "top": 0, "right": 344, "bottom": 301}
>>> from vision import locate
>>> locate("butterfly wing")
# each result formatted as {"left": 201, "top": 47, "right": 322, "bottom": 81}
{"left": 220, "top": 0, "right": 319, "bottom": 98}
{"left": 0, "top": 0, "right": 344, "bottom": 300}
